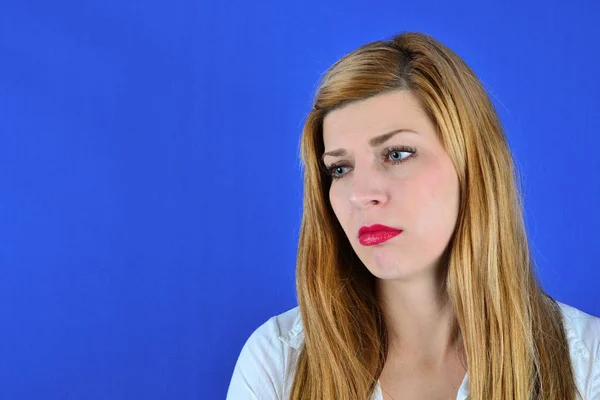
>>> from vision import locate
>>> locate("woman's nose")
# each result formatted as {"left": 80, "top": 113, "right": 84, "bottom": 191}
{"left": 348, "top": 167, "right": 388, "bottom": 207}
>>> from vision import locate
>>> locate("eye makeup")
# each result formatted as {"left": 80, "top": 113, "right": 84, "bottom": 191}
{"left": 323, "top": 145, "right": 417, "bottom": 180}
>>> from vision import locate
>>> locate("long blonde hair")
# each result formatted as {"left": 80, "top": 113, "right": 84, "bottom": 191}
{"left": 292, "top": 31, "right": 578, "bottom": 399}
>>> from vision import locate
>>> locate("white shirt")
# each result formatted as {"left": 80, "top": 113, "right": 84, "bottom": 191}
{"left": 226, "top": 301, "right": 600, "bottom": 399}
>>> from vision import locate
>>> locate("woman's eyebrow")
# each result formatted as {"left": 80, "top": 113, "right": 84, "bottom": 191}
{"left": 321, "top": 129, "right": 415, "bottom": 163}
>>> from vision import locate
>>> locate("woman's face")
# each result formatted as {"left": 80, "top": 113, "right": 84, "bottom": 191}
{"left": 322, "top": 89, "right": 460, "bottom": 281}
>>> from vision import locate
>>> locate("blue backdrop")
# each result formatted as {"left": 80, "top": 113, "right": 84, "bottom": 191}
{"left": 1, "top": 0, "right": 598, "bottom": 399}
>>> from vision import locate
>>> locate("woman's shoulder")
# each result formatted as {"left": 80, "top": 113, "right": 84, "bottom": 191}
{"left": 274, "top": 306, "right": 304, "bottom": 349}
{"left": 556, "top": 301, "right": 600, "bottom": 354}
{"left": 236, "top": 305, "right": 304, "bottom": 350}
{"left": 555, "top": 301, "right": 600, "bottom": 398}
{"left": 226, "top": 306, "right": 303, "bottom": 399}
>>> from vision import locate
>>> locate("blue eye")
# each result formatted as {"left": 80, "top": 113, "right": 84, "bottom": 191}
{"left": 326, "top": 164, "right": 349, "bottom": 180}
{"left": 388, "top": 150, "right": 408, "bottom": 162}
{"left": 324, "top": 146, "right": 416, "bottom": 180}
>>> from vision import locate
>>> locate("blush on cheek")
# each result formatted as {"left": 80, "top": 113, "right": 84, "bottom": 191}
{"left": 407, "top": 167, "right": 446, "bottom": 230}
{"left": 419, "top": 164, "right": 460, "bottom": 240}
{"left": 329, "top": 184, "right": 350, "bottom": 214}
{"left": 420, "top": 161, "right": 448, "bottom": 199}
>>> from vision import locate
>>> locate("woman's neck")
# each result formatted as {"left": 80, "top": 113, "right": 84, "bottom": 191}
{"left": 375, "top": 272, "right": 463, "bottom": 365}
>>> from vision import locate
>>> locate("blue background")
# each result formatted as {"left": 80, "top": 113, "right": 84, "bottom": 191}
{"left": 1, "top": 0, "right": 598, "bottom": 399}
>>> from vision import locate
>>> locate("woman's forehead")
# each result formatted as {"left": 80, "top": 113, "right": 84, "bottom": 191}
{"left": 322, "top": 91, "right": 434, "bottom": 147}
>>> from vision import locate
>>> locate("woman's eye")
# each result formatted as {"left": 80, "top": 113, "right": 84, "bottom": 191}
{"left": 389, "top": 150, "right": 410, "bottom": 162}
{"left": 327, "top": 164, "right": 349, "bottom": 179}
{"left": 325, "top": 146, "right": 416, "bottom": 180}
{"left": 382, "top": 146, "right": 417, "bottom": 165}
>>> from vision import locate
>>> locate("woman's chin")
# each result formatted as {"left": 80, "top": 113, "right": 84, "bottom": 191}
{"left": 366, "top": 259, "right": 430, "bottom": 282}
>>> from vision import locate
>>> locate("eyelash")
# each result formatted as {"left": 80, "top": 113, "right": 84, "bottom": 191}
{"left": 324, "top": 146, "right": 417, "bottom": 180}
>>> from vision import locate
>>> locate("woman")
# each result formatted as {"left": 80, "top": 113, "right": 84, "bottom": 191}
{"left": 226, "top": 32, "right": 600, "bottom": 399}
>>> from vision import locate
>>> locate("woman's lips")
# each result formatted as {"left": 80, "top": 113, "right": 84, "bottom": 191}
{"left": 358, "top": 224, "right": 403, "bottom": 246}
{"left": 359, "top": 230, "right": 403, "bottom": 246}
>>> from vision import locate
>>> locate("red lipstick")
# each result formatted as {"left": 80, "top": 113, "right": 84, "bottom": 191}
{"left": 358, "top": 224, "right": 403, "bottom": 246}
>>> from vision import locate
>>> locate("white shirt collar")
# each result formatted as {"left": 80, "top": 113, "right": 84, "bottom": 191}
{"left": 276, "top": 301, "right": 599, "bottom": 399}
